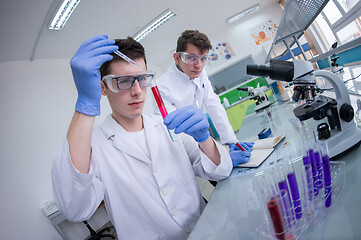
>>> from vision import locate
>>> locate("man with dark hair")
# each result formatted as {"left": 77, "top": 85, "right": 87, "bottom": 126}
{"left": 51, "top": 35, "right": 232, "bottom": 239}
{"left": 156, "top": 30, "right": 253, "bottom": 167}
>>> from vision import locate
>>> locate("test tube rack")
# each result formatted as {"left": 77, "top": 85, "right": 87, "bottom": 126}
{"left": 255, "top": 157, "right": 345, "bottom": 240}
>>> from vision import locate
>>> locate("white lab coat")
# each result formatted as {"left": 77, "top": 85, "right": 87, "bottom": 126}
{"left": 156, "top": 64, "right": 238, "bottom": 144}
{"left": 52, "top": 114, "right": 232, "bottom": 240}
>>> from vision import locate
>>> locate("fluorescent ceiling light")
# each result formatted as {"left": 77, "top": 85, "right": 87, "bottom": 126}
{"left": 226, "top": 4, "right": 260, "bottom": 23}
{"left": 49, "top": 0, "right": 82, "bottom": 30}
{"left": 133, "top": 9, "right": 176, "bottom": 42}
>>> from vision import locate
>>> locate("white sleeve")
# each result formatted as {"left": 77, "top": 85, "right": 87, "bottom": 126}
{"left": 202, "top": 74, "right": 238, "bottom": 144}
{"left": 51, "top": 138, "right": 105, "bottom": 222}
{"left": 180, "top": 134, "right": 232, "bottom": 181}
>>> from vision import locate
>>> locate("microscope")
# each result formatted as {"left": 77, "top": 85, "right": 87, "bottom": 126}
{"left": 247, "top": 59, "right": 361, "bottom": 158}
{"left": 237, "top": 85, "right": 271, "bottom": 111}
{"left": 329, "top": 42, "right": 344, "bottom": 79}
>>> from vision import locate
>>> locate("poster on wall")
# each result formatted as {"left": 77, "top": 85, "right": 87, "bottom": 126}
{"left": 208, "top": 41, "right": 236, "bottom": 67}
{"left": 249, "top": 20, "right": 278, "bottom": 45}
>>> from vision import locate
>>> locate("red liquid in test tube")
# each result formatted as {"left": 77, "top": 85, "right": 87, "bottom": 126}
{"left": 151, "top": 85, "right": 177, "bottom": 142}
{"left": 267, "top": 198, "right": 285, "bottom": 240}
{"left": 151, "top": 86, "right": 168, "bottom": 119}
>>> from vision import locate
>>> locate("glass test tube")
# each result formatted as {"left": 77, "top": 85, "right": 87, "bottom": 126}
{"left": 273, "top": 162, "right": 294, "bottom": 228}
{"left": 283, "top": 160, "right": 303, "bottom": 220}
{"left": 255, "top": 169, "right": 293, "bottom": 240}
{"left": 318, "top": 140, "right": 332, "bottom": 208}
{"left": 149, "top": 80, "right": 177, "bottom": 142}
{"left": 267, "top": 198, "right": 286, "bottom": 240}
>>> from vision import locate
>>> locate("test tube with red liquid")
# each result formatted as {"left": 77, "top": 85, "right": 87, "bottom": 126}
{"left": 150, "top": 81, "right": 178, "bottom": 142}
{"left": 267, "top": 198, "right": 286, "bottom": 240}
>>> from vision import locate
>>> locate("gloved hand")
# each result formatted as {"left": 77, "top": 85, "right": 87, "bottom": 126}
{"left": 229, "top": 142, "right": 254, "bottom": 151}
{"left": 70, "top": 35, "right": 118, "bottom": 116}
{"left": 229, "top": 143, "right": 252, "bottom": 167}
{"left": 164, "top": 105, "right": 210, "bottom": 142}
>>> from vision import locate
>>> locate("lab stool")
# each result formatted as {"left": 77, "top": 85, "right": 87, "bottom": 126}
{"left": 83, "top": 220, "right": 115, "bottom": 240}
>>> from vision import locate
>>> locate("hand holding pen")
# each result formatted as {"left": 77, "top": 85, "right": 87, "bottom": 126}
{"left": 229, "top": 142, "right": 254, "bottom": 167}
{"left": 235, "top": 142, "right": 254, "bottom": 151}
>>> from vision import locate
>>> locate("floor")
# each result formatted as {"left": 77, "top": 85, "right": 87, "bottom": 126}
{"left": 197, "top": 177, "right": 216, "bottom": 201}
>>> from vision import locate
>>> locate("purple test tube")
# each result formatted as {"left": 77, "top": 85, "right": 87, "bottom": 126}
{"left": 278, "top": 180, "right": 294, "bottom": 226}
{"left": 302, "top": 155, "right": 310, "bottom": 166}
{"left": 322, "top": 155, "right": 332, "bottom": 208}
{"left": 287, "top": 172, "right": 302, "bottom": 219}
{"left": 303, "top": 155, "right": 313, "bottom": 202}
{"left": 314, "top": 151, "right": 324, "bottom": 189}
{"left": 308, "top": 149, "right": 319, "bottom": 196}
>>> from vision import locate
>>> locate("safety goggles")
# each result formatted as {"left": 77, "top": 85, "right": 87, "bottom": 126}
{"left": 102, "top": 72, "right": 155, "bottom": 92}
{"left": 178, "top": 52, "right": 211, "bottom": 65}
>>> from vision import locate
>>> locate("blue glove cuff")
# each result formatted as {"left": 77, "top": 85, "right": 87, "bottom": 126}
{"left": 75, "top": 99, "right": 100, "bottom": 116}
{"left": 195, "top": 131, "right": 210, "bottom": 143}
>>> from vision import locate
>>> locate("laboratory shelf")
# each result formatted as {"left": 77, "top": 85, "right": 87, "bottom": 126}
{"left": 266, "top": 0, "right": 329, "bottom": 63}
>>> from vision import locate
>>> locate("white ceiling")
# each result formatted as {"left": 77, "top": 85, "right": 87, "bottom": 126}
{"left": 0, "top": 0, "right": 277, "bottom": 67}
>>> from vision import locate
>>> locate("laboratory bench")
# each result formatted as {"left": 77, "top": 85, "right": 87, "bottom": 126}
{"left": 189, "top": 93, "right": 361, "bottom": 240}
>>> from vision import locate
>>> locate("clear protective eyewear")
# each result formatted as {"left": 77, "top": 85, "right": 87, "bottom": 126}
{"left": 178, "top": 52, "right": 211, "bottom": 65}
{"left": 102, "top": 71, "right": 155, "bottom": 92}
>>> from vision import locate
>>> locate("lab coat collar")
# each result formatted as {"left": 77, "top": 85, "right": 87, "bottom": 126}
{"left": 172, "top": 63, "right": 203, "bottom": 89}
{"left": 172, "top": 63, "right": 192, "bottom": 80}
{"left": 100, "top": 114, "right": 158, "bottom": 164}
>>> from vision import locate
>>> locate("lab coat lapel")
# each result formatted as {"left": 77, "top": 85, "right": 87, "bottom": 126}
{"left": 112, "top": 134, "right": 149, "bottom": 163}
{"left": 101, "top": 115, "right": 149, "bottom": 163}
{"left": 143, "top": 115, "right": 160, "bottom": 162}
{"left": 193, "top": 77, "right": 204, "bottom": 109}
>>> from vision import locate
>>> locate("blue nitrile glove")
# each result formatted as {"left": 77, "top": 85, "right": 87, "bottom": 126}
{"left": 229, "top": 142, "right": 254, "bottom": 151}
{"left": 229, "top": 143, "right": 252, "bottom": 167}
{"left": 70, "top": 35, "right": 118, "bottom": 116}
{"left": 164, "top": 105, "right": 210, "bottom": 142}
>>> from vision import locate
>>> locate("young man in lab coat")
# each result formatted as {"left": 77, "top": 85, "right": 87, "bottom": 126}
{"left": 51, "top": 35, "right": 235, "bottom": 240}
{"left": 156, "top": 30, "right": 253, "bottom": 166}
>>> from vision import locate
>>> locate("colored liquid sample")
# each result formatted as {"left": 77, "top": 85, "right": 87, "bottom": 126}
{"left": 308, "top": 149, "right": 319, "bottom": 196}
{"left": 151, "top": 85, "right": 177, "bottom": 142}
{"left": 151, "top": 86, "right": 168, "bottom": 119}
{"left": 287, "top": 172, "right": 302, "bottom": 219}
{"left": 267, "top": 198, "right": 285, "bottom": 240}
{"left": 314, "top": 152, "right": 324, "bottom": 189}
{"left": 322, "top": 155, "right": 332, "bottom": 208}
{"left": 304, "top": 164, "right": 313, "bottom": 202}
{"left": 278, "top": 180, "right": 294, "bottom": 226}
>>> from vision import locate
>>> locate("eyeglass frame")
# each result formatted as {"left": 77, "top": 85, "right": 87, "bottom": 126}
{"left": 102, "top": 71, "right": 155, "bottom": 92}
{"left": 177, "top": 52, "right": 212, "bottom": 65}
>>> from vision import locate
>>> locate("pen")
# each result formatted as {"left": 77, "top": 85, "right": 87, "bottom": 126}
{"left": 235, "top": 142, "right": 246, "bottom": 151}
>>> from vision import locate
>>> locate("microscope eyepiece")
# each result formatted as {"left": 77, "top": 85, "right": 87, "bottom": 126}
{"left": 246, "top": 59, "right": 294, "bottom": 82}
{"left": 246, "top": 64, "right": 273, "bottom": 78}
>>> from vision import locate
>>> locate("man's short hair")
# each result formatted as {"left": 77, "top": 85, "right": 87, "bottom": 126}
{"left": 100, "top": 37, "right": 146, "bottom": 78}
{"left": 176, "top": 30, "right": 212, "bottom": 53}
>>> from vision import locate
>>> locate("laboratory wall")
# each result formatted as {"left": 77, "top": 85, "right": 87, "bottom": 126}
{"left": 0, "top": 4, "right": 283, "bottom": 239}
{"left": 0, "top": 59, "right": 158, "bottom": 239}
